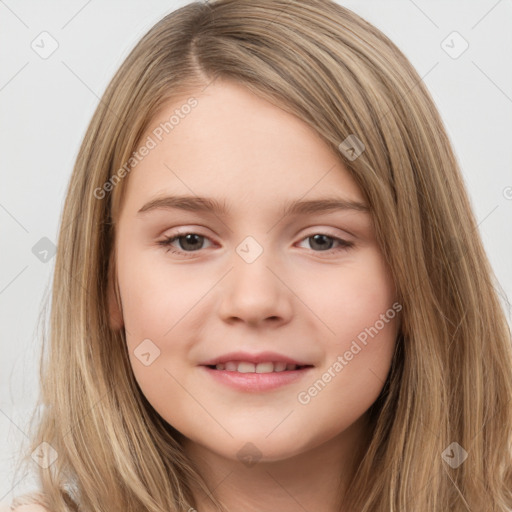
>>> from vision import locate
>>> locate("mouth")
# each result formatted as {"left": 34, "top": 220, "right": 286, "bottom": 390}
{"left": 204, "top": 362, "right": 314, "bottom": 373}
{"left": 200, "top": 362, "right": 315, "bottom": 392}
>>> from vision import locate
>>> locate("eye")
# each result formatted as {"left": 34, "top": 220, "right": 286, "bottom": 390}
{"left": 158, "top": 230, "right": 354, "bottom": 258}
{"left": 296, "top": 233, "right": 354, "bottom": 254}
{"left": 157, "top": 232, "right": 213, "bottom": 256}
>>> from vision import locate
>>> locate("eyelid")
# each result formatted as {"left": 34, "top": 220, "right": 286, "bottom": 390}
{"left": 297, "top": 225, "right": 353, "bottom": 239}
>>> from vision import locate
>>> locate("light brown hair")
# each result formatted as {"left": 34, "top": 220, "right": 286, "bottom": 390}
{"left": 12, "top": 0, "right": 512, "bottom": 510}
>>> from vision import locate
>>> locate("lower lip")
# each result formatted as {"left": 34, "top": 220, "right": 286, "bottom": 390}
{"left": 200, "top": 366, "right": 314, "bottom": 392}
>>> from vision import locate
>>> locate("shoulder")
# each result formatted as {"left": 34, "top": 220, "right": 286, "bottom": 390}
{"left": 8, "top": 497, "right": 50, "bottom": 512}
{"left": 11, "top": 506, "right": 50, "bottom": 512}
{"left": 8, "top": 492, "right": 50, "bottom": 512}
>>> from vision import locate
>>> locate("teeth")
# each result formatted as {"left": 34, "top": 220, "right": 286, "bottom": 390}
{"left": 274, "top": 362, "right": 287, "bottom": 372}
{"left": 214, "top": 361, "right": 301, "bottom": 373}
{"left": 256, "top": 362, "right": 273, "bottom": 373}
{"left": 238, "top": 362, "right": 256, "bottom": 373}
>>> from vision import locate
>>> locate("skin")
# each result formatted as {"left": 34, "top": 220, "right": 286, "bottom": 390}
{"left": 109, "top": 79, "right": 400, "bottom": 512}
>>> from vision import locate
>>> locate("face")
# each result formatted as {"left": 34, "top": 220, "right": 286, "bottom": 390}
{"left": 110, "top": 79, "right": 400, "bottom": 464}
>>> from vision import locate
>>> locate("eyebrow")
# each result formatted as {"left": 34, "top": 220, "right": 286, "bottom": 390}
{"left": 137, "top": 195, "right": 370, "bottom": 217}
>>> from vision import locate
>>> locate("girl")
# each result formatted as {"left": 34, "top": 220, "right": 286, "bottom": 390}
{"left": 11, "top": 0, "right": 512, "bottom": 510}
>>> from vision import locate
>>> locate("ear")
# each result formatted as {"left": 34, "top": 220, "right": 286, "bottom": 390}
{"left": 107, "top": 251, "right": 124, "bottom": 331}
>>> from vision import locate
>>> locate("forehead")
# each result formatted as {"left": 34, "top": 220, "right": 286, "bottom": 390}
{"left": 119, "top": 80, "right": 365, "bottom": 217}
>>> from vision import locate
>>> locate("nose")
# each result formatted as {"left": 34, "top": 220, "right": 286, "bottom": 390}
{"left": 217, "top": 250, "right": 294, "bottom": 327}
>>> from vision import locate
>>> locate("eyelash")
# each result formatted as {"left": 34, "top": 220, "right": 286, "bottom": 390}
{"left": 157, "top": 230, "right": 354, "bottom": 258}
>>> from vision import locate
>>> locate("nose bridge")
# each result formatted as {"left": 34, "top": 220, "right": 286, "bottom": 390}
{"left": 217, "top": 234, "right": 292, "bottom": 324}
{"left": 232, "top": 233, "right": 281, "bottom": 300}
{"left": 235, "top": 234, "right": 267, "bottom": 266}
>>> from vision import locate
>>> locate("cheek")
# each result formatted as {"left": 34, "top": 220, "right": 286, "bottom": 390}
{"left": 300, "top": 249, "right": 398, "bottom": 345}
{"left": 118, "top": 248, "right": 207, "bottom": 342}
{"left": 300, "top": 251, "right": 398, "bottom": 391}
{"left": 117, "top": 247, "right": 213, "bottom": 402}
{"left": 295, "top": 250, "right": 399, "bottom": 422}
{"left": 117, "top": 253, "right": 195, "bottom": 422}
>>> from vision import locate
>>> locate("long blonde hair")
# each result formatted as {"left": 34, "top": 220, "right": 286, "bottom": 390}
{"left": 12, "top": 0, "right": 512, "bottom": 510}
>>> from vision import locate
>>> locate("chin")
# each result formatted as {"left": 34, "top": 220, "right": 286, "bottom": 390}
{"left": 216, "top": 432, "right": 312, "bottom": 464}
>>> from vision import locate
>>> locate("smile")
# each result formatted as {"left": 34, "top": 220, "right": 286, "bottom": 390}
{"left": 207, "top": 361, "right": 311, "bottom": 373}
{"left": 200, "top": 363, "right": 314, "bottom": 392}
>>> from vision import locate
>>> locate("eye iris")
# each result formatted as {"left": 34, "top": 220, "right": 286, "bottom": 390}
{"left": 179, "top": 234, "right": 203, "bottom": 251}
{"left": 309, "top": 234, "right": 334, "bottom": 251}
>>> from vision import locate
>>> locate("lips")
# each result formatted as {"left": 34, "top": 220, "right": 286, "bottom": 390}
{"left": 200, "top": 364, "right": 314, "bottom": 392}
{"left": 199, "top": 351, "right": 315, "bottom": 391}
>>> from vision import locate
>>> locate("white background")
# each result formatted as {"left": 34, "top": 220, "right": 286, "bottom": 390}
{"left": 1, "top": 0, "right": 511, "bottom": 504}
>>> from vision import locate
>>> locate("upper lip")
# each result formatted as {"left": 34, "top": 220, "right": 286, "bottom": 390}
{"left": 200, "top": 351, "right": 313, "bottom": 366}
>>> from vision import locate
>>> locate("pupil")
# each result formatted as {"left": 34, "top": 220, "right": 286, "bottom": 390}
{"left": 310, "top": 234, "right": 333, "bottom": 251}
{"left": 181, "top": 234, "right": 202, "bottom": 251}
